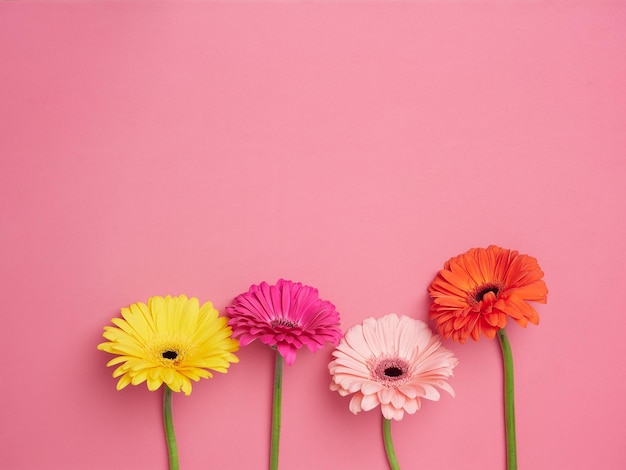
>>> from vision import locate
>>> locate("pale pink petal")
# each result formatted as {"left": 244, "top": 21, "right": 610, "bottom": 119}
{"left": 436, "top": 380, "right": 456, "bottom": 397}
{"left": 397, "top": 315, "right": 420, "bottom": 358}
{"left": 360, "top": 392, "right": 380, "bottom": 411}
{"left": 381, "top": 403, "right": 404, "bottom": 421}
{"left": 349, "top": 393, "right": 364, "bottom": 414}
{"left": 361, "top": 381, "right": 384, "bottom": 395}
{"left": 343, "top": 324, "right": 373, "bottom": 359}
{"left": 421, "top": 384, "right": 441, "bottom": 401}
{"left": 361, "top": 317, "right": 384, "bottom": 357}
{"left": 379, "top": 386, "right": 396, "bottom": 404}
{"left": 403, "top": 398, "right": 419, "bottom": 415}
{"left": 390, "top": 391, "right": 406, "bottom": 409}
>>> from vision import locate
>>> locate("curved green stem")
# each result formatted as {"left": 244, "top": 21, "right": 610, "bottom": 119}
{"left": 383, "top": 418, "right": 401, "bottom": 470}
{"left": 163, "top": 386, "right": 179, "bottom": 470}
{"left": 498, "top": 329, "right": 517, "bottom": 470}
{"left": 270, "top": 352, "right": 283, "bottom": 470}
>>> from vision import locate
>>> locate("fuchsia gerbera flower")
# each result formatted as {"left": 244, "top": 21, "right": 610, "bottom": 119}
{"left": 228, "top": 279, "right": 341, "bottom": 470}
{"left": 329, "top": 314, "right": 459, "bottom": 421}
{"left": 226, "top": 279, "right": 342, "bottom": 365}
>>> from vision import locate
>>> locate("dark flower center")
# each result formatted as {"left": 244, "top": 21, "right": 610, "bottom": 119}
{"left": 371, "top": 358, "right": 411, "bottom": 386}
{"left": 474, "top": 285, "right": 500, "bottom": 302}
{"left": 271, "top": 318, "right": 298, "bottom": 329}
{"left": 162, "top": 350, "right": 178, "bottom": 360}
{"left": 384, "top": 367, "right": 403, "bottom": 377}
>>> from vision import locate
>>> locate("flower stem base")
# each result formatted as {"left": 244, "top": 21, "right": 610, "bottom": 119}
{"left": 383, "top": 418, "right": 400, "bottom": 470}
{"left": 163, "top": 386, "right": 179, "bottom": 470}
{"left": 498, "top": 329, "right": 517, "bottom": 470}
{"left": 270, "top": 352, "right": 283, "bottom": 470}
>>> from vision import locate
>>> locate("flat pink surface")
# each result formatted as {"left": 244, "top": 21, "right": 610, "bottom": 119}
{"left": 1, "top": 1, "right": 625, "bottom": 469}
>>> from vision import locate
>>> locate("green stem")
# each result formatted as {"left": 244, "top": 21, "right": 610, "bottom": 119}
{"left": 270, "top": 352, "right": 283, "bottom": 470}
{"left": 383, "top": 418, "right": 401, "bottom": 470}
{"left": 163, "top": 386, "right": 179, "bottom": 470}
{"left": 497, "top": 329, "right": 517, "bottom": 470}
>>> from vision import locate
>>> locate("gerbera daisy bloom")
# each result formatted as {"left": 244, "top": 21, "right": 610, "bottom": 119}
{"left": 329, "top": 313, "right": 458, "bottom": 421}
{"left": 428, "top": 245, "right": 548, "bottom": 343}
{"left": 227, "top": 279, "right": 341, "bottom": 470}
{"left": 98, "top": 295, "right": 239, "bottom": 396}
{"left": 226, "top": 279, "right": 342, "bottom": 365}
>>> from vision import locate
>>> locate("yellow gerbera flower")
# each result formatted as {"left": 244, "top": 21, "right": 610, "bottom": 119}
{"left": 98, "top": 295, "right": 239, "bottom": 395}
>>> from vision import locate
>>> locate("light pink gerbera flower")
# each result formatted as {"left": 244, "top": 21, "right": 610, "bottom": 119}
{"left": 329, "top": 313, "right": 459, "bottom": 421}
{"left": 226, "top": 279, "right": 342, "bottom": 365}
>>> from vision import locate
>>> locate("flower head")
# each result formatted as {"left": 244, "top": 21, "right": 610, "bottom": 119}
{"left": 428, "top": 245, "right": 548, "bottom": 343}
{"left": 226, "top": 279, "right": 342, "bottom": 365}
{"left": 329, "top": 314, "right": 458, "bottom": 421}
{"left": 98, "top": 295, "right": 239, "bottom": 395}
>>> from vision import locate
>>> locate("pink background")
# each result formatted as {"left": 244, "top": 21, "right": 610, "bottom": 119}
{"left": 1, "top": 1, "right": 625, "bottom": 469}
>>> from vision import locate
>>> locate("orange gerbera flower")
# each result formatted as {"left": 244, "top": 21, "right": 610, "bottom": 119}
{"left": 428, "top": 245, "right": 548, "bottom": 343}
